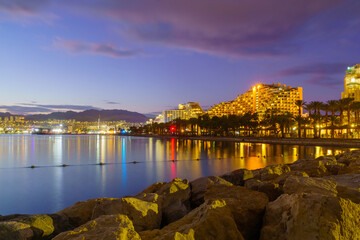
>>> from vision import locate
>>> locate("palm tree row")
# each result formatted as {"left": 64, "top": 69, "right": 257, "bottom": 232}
{"left": 131, "top": 97, "right": 360, "bottom": 139}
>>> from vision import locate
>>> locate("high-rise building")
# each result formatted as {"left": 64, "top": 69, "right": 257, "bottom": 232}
{"left": 162, "top": 102, "right": 204, "bottom": 123}
{"left": 342, "top": 64, "right": 360, "bottom": 101}
{"left": 207, "top": 83, "right": 303, "bottom": 119}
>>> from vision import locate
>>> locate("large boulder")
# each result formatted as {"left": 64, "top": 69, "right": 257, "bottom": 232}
{"left": 53, "top": 214, "right": 141, "bottom": 240}
{"left": 0, "top": 221, "right": 34, "bottom": 240}
{"left": 260, "top": 193, "right": 360, "bottom": 240}
{"left": 190, "top": 176, "right": 233, "bottom": 207}
{"left": 283, "top": 175, "right": 337, "bottom": 196}
{"left": 58, "top": 197, "right": 161, "bottom": 232}
{"left": 336, "top": 151, "right": 360, "bottom": 174}
{"left": 220, "top": 169, "right": 254, "bottom": 186}
{"left": 140, "top": 200, "right": 244, "bottom": 240}
{"left": 0, "top": 214, "right": 57, "bottom": 240}
{"left": 136, "top": 178, "right": 191, "bottom": 225}
{"left": 57, "top": 198, "right": 107, "bottom": 227}
{"left": 323, "top": 174, "right": 360, "bottom": 203}
{"left": 244, "top": 179, "right": 282, "bottom": 201}
{"left": 253, "top": 164, "right": 291, "bottom": 181}
{"left": 92, "top": 197, "right": 161, "bottom": 232}
{"left": 289, "top": 155, "right": 342, "bottom": 177}
{"left": 205, "top": 184, "right": 268, "bottom": 240}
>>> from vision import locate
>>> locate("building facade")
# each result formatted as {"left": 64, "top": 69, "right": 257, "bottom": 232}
{"left": 162, "top": 102, "right": 204, "bottom": 123}
{"left": 342, "top": 64, "right": 360, "bottom": 101}
{"left": 207, "top": 83, "right": 303, "bottom": 119}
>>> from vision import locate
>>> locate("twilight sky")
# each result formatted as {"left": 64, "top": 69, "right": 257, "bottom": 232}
{"left": 1, "top": 0, "right": 359, "bottom": 115}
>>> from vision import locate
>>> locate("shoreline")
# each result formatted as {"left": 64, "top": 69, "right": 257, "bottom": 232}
{"left": 1, "top": 150, "right": 359, "bottom": 239}
{"left": 131, "top": 134, "right": 360, "bottom": 148}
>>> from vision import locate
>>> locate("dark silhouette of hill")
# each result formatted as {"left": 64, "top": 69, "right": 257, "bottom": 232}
{"left": 25, "top": 109, "right": 148, "bottom": 123}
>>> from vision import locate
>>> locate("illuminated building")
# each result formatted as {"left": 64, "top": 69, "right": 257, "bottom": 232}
{"left": 342, "top": 64, "right": 360, "bottom": 101}
{"left": 163, "top": 102, "right": 204, "bottom": 123}
{"left": 207, "top": 83, "right": 303, "bottom": 119}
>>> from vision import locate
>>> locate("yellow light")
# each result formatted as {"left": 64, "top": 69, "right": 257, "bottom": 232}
{"left": 257, "top": 85, "right": 260, "bottom": 88}
{"left": 253, "top": 87, "right": 256, "bottom": 91}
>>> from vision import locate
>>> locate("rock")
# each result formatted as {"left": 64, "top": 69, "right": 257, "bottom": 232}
{"left": 53, "top": 214, "right": 141, "bottom": 240}
{"left": 136, "top": 178, "right": 191, "bottom": 225}
{"left": 245, "top": 179, "right": 282, "bottom": 201}
{"left": 0, "top": 221, "right": 33, "bottom": 240}
{"left": 0, "top": 214, "right": 58, "bottom": 240}
{"left": 220, "top": 169, "right": 254, "bottom": 186}
{"left": 289, "top": 156, "right": 340, "bottom": 177}
{"left": 260, "top": 193, "right": 360, "bottom": 240}
{"left": 205, "top": 184, "right": 268, "bottom": 240}
{"left": 283, "top": 176, "right": 337, "bottom": 196}
{"left": 92, "top": 197, "right": 161, "bottom": 232}
{"left": 271, "top": 171, "right": 309, "bottom": 186}
{"left": 140, "top": 200, "right": 244, "bottom": 240}
{"left": 323, "top": 174, "right": 360, "bottom": 203}
{"left": 254, "top": 164, "right": 291, "bottom": 181}
{"left": 59, "top": 197, "right": 161, "bottom": 232}
{"left": 57, "top": 198, "right": 107, "bottom": 227}
{"left": 190, "top": 176, "right": 233, "bottom": 207}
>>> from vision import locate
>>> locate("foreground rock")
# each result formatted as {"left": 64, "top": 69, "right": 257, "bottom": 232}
{"left": 53, "top": 214, "right": 141, "bottom": 240}
{"left": 205, "top": 184, "right": 268, "bottom": 240}
{"left": 260, "top": 193, "right": 360, "bottom": 240}
{"left": 136, "top": 178, "right": 191, "bottom": 225}
{"left": 140, "top": 200, "right": 244, "bottom": 240}
{"left": 0, "top": 214, "right": 69, "bottom": 240}
{"left": 59, "top": 197, "right": 161, "bottom": 232}
{"left": 190, "top": 176, "right": 233, "bottom": 207}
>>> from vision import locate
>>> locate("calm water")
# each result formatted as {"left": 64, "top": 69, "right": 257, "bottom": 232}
{"left": 0, "top": 134, "right": 356, "bottom": 215}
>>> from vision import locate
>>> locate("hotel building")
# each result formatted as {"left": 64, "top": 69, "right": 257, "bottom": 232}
{"left": 342, "top": 64, "right": 360, "bottom": 101}
{"left": 162, "top": 102, "right": 204, "bottom": 123}
{"left": 207, "top": 83, "right": 303, "bottom": 119}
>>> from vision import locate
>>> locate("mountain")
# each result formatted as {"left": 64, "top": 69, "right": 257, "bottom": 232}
{"left": 25, "top": 109, "right": 149, "bottom": 123}
{"left": 144, "top": 112, "right": 161, "bottom": 119}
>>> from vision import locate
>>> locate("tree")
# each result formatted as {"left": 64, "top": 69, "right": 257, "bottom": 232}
{"left": 295, "top": 100, "right": 305, "bottom": 138}
{"left": 327, "top": 100, "right": 338, "bottom": 138}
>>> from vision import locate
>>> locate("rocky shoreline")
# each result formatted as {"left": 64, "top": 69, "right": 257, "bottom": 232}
{"left": 1, "top": 151, "right": 360, "bottom": 239}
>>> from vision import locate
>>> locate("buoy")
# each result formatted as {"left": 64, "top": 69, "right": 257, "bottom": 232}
{"left": 240, "top": 156, "right": 244, "bottom": 159}
{"left": 30, "top": 165, "right": 35, "bottom": 168}
{"left": 62, "top": 164, "right": 67, "bottom": 167}
{"left": 171, "top": 159, "right": 176, "bottom": 162}
{"left": 196, "top": 158, "right": 200, "bottom": 161}
{"left": 258, "top": 155, "right": 260, "bottom": 158}
{"left": 132, "top": 161, "right": 137, "bottom": 164}
{"left": 280, "top": 154, "right": 284, "bottom": 157}
{"left": 99, "top": 162, "right": 103, "bottom": 165}
{"left": 263, "top": 156, "right": 266, "bottom": 158}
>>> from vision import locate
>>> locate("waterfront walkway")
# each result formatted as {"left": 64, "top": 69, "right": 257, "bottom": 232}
{"left": 134, "top": 134, "right": 360, "bottom": 148}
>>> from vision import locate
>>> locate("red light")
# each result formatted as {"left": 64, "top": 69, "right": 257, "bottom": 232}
{"left": 170, "top": 126, "right": 176, "bottom": 132}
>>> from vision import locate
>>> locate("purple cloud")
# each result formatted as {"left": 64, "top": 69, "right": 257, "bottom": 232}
{"left": 52, "top": 37, "right": 141, "bottom": 58}
{"left": 259, "top": 62, "right": 347, "bottom": 88}
{"left": 82, "top": 0, "right": 344, "bottom": 57}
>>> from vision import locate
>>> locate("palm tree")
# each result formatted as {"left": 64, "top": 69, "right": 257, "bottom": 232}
{"left": 327, "top": 100, "right": 338, "bottom": 138}
{"left": 295, "top": 100, "right": 305, "bottom": 138}
{"left": 338, "top": 98, "right": 354, "bottom": 137}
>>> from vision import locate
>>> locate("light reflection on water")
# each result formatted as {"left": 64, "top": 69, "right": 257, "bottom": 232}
{"left": 0, "top": 134, "right": 356, "bottom": 215}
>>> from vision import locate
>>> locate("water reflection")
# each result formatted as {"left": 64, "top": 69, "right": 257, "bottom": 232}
{"left": 0, "top": 134, "right": 357, "bottom": 215}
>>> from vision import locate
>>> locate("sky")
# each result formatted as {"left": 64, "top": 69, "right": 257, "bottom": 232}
{"left": 0, "top": 0, "right": 359, "bottom": 115}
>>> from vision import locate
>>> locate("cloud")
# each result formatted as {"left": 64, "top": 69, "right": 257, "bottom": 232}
{"left": 80, "top": 0, "right": 344, "bottom": 57}
{"left": 105, "top": 101, "right": 120, "bottom": 105}
{"left": 52, "top": 37, "right": 142, "bottom": 58}
{"left": 1, "top": 103, "right": 101, "bottom": 115}
{"left": 21, "top": 103, "right": 100, "bottom": 111}
{"left": 0, "top": 0, "right": 57, "bottom": 23}
{"left": 0, "top": 105, "right": 52, "bottom": 115}
{"left": 259, "top": 62, "right": 347, "bottom": 88}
